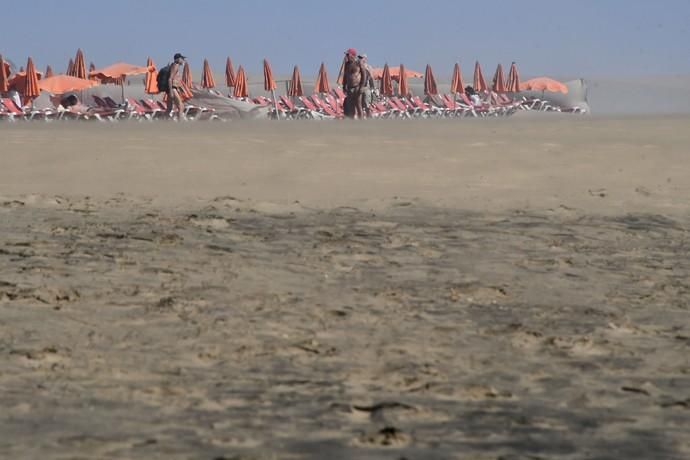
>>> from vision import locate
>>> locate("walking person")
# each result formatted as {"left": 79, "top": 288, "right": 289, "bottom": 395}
{"left": 342, "top": 48, "right": 366, "bottom": 119}
{"left": 157, "top": 53, "right": 186, "bottom": 120}
{"left": 358, "top": 54, "right": 375, "bottom": 118}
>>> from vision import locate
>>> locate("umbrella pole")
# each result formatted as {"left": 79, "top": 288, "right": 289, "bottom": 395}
{"left": 271, "top": 88, "right": 280, "bottom": 120}
{"left": 121, "top": 77, "right": 126, "bottom": 103}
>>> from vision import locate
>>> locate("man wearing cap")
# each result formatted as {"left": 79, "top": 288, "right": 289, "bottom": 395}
{"left": 166, "top": 53, "right": 186, "bottom": 120}
{"left": 342, "top": 48, "right": 366, "bottom": 119}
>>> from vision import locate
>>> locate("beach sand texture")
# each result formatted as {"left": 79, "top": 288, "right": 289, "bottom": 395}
{"left": 1, "top": 117, "right": 689, "bottom": 459}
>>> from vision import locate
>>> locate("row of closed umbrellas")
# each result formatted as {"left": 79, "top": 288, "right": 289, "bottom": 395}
{"left": 0, "top": 49, "right": 569, "bottom": 106}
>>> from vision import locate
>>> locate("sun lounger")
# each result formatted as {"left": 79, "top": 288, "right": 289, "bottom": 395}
{"left": 125, "top": 98, "right": 153, "bottom": 120}
{"left": 459, "top": 93, "right": 494, "bottom": 117}
{"left": 92, "top": 96, "right": 126, "bottom": 120}
{"left": 279, "top": 95, "right": 311, "bottom": 119}
{"left": 410, "top": 96, "right": 444, "bottom": 118}
{"left": 385, "top": 97, "right": 412, "bottom": 118}
{"left": 323, "top": 94, "right": 342, "bottom": 116}
{"left": 369, "top": 101, "right": 394, "bottom": 118}
{"left": 489, "top": 92, "right": 520, "bottom": 116}
{"left": 1, "top": 98, "right": 25, "bottom": 120}
{"left": 139, "top": 99, "right": 167, "bottom": 119}
{"left": 1, "top": 98, "right": 56, "bottom": 121}
{"left": 310, "top": 94, "right": 340, "bottom": 118}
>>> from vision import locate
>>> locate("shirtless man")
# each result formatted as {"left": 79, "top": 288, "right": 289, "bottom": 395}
{"left": 342, "top": 48, "right": 366, "bottom": 119}
{"left": 166, "top": 53, "right": 186, "bottom": 120}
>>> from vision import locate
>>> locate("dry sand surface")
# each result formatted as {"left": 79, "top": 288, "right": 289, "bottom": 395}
{"left": 1, "top": 117, "right": 689, "bottom": 459}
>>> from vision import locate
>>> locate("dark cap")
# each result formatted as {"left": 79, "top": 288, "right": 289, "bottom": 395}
{"left": 173, "top": 53, "right": 186, "bottom": 60}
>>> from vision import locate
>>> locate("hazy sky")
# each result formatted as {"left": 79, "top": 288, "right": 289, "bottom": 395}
{"left": 1, "top": 0, "right": 688, "bottom": 79}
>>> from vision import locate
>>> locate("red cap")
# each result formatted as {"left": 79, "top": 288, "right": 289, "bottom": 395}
{"left": 345, "top": 48, "right": 357, "bottom": 57}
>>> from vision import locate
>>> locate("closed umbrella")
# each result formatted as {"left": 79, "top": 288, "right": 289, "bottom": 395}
{"left": 379, "top": 63, "right": 393, "bottom": 97}
{"left": 473, "top": 61, "right": 487, "bottom": 92}
{"left": 398, "top": 64, "right": 409, "bottom": 97}
{"left": 424, "top": 64, "right": 438, "bottom": 96}
{"left": 66, "top": 58, "right": 74, "bottom": 76}
{"left": 44, "top": 65, "right": 54, "bottom": 78}
{"left": 505, "top": 62, "right": 520, "bottom": 93}
{"left": 233, "top": 66, "right": 248, "bottom": 98}
{"left": 336, "top": 56, "right": 346, "bottom": 86}
{"left": 88, "top": 62, "right": 97, "bottom": 80}
{"left": 201, "top": 59, "right": 216, "bottom": 89}
{"left": 0, "top": 54, "right": 8, "bottom": 93}
{"left": 314, "top": 62, "right": 330, "bottom": 94}
{"left": 145, "top": 57, "right": 158, "bottom": 94}
{"left": 263, "top": 59, "right": 279, "bottom": 118}
{"left": 225, "top": 57, "right": 236, "bottom": 87}
{"left": 181, "top": 61, "right": 193, "bottom": 88}
{"left": 288, "top": 65, "right": 303, "bottom": 97}
{"left": 71, "top": 49, "right": 87, "bottom": 79}
{"left": 492, "top": 63, "right": 506, "bottom": 93}
{"left": 450, "top": 63, "right": 465, "bottom": 95}
{"left": 23, "top": 57, "right": 40, "bottom": 106}
{"left": 263, "top": 59, "right": 276, "bottom": 92}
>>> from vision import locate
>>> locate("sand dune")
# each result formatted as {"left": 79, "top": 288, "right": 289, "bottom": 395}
{"left": 1, "top": 118, "right": 689, "bottom": 459}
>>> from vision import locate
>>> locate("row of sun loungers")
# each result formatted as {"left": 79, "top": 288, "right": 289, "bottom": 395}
{"left": 0, "top": 96, "right": 218, "bottom": 122}
{"left": 1, "top": 90, "right": 584, "bottom": 121}
{"left": 253, "top": 88, "right": 584, "bottom": 120}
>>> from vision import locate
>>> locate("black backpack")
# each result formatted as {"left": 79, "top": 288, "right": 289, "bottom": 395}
{"left": 156, "top": 64, "right": 171, "bottom": 92}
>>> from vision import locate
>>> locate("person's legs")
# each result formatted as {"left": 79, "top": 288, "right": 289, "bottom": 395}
{"left": 355, "top": 91, "right": 363, "bottom": 119}
{"left": 362, "top": 90, "right": 372, "bottom": 118}
{"left": 166, "top": 93, "right": 174, "bottom": 117}
{"left": 344, "top": 93, "right": 355, "bottom": 118}
{"left": 172, "top": 89, "right": 184, "bottom": 120}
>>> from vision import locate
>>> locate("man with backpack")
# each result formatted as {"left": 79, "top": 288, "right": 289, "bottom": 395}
{"left": 157, "top": 53, "right": 186, "bottom": 120}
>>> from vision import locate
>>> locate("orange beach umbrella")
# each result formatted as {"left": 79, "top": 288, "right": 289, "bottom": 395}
{"left": 371, "top": 67, "right": 423, "bottom": 81}
{"left": 450, "top": 63, "right": 465, "bottom": 94}
{"left": 201, "top": 59, "right": 215, "bottom": 89}
{"left": 200, "top": 59, "right": 215, "bottom": 89}
{"left": 314, "top": 62, "right": 330, "bottom": 93}
{"left": 23, "top": 57, "right": 40, "bottom": 105}
{"left": 424, "top": 64, "right": 438, "bottom": 96}
{"left": 225, "top": 57, "right": 236, "bottom": 87}
{"left": 473, "top": 61, "right": 487, "bottom": 92}
{"left": 233, "top": 66, "right": 248, "bottom": 98}
{"left": 88, "top": 62, "right": 97, "bottom": 80}
{"left": 90, "top": 62, "right": 148, "bottom": 84}
{"left": 519, "top": 77, "right": 568, "bottom": 94}
{"left": 288, "top": 65, "right": 303, "bottom": 97}
{"left": 379, "top": 63, "right": 393, "bottom": 97}
{"left": 44, "top": 65, "right": 54, "bottom": 78}
{"left": 505, "top": 62, "right": 520, "bottom": 93}
{"left": 38, "top": 74, "right": 99, "bottom": 94}
{"left": 263, "top": 59, "right": 276, "bottom": 91}
{"left": 398, "top": 64, "right": 409, "bottom": 96}
{"left": 336, "top": 55, "right": 346, "bottom": 85}
{"left": 492, "top": 63, "right": 506, "bottom": 93}
{"left": 0, "top": 54, "right": 8, "bottom": 92}
{"left": 145, "top": 57, "right": 158, "bottom": 94}
{"left": 181, "top": 61, "right": 192, "bottom": 88}
{"left": 71, "top": 49, "right": 87, "bottom": 79}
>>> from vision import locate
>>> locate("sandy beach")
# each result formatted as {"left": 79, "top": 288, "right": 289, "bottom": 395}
{"left": 1, "top": 117, "right": 689, "bottom": 459}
